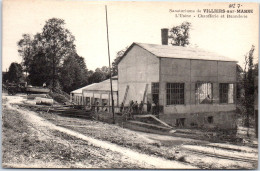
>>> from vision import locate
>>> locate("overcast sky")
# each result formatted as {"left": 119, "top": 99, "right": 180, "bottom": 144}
{"left": 2, "top": 0, "right": 259, "bottom": 71}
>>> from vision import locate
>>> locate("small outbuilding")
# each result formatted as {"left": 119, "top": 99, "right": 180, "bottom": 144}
{"left": 70, "top": 77, "right": 118, "bottom": 112}
{"left": 70, "top": 86, "right": 88, "bottom": 105}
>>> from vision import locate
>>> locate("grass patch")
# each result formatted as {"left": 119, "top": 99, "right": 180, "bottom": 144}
{"left": 2, "top": 104, "right": 148, "bottom": 168}
{"left": 2, "top": 105, "right": 71, "bottom": 167}
{"left": 20, "top": 104, "right": 257, "bottom": 169}
{"left": 35, "top": 110, "right": 181, "bottom": 162}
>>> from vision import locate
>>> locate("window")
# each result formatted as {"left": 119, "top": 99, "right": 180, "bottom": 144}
{"left": 94, "top": 98, "right": 99, "bottom": 105}
{"left": 207, "top": 116, "right": 213, "bottom": 124}
{"left": 219, "top": 83, "right": 234, "bottom": 103}
{"left": 85, "top": 97, "right": 90, "bottom": 105}
{"left": 166, "top": 83, "right": 184, "bottom": 105}
{"left": 176, "top": 118, "right": 185, "bottom": 127}
{"left": 195, "top": 82, "right": 213, "bottom": 104}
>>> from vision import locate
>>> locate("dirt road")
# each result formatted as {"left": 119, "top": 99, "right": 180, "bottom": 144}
{"left": 3, "top": 94, "right": 258, "bottom": 169}
{"left": 2, "top": 94, "right": 197, "bottom": 169}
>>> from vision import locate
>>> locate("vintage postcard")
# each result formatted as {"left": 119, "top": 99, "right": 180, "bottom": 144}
{"left": 2, "top": 0, "right": 259, "bottom": 169}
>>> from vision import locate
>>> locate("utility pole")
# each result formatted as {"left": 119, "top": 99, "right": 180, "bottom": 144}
{"left": 105, "top": 5, "right": 115, "bottom": 124}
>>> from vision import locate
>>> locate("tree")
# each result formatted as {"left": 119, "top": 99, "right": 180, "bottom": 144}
{"left": 27, "top": 52, "right": 51, "bottom": 86}
{"left": 236, "top": 64, "right": 243, "bottom": 99}
{"left": 17, "top": 34, "right": 34, "bottom": 80}
{"left": 242, "top": 45, "right": 255, "bottom": 130}
{"left": 7, "top": 62, "right": 24, "bottom": 83}
{"left": 41, "top": 18, "right": 76, "bottom": 90}
{"left": 60, "top": 54, "right": 88, "bottom": 93}
{"left": 2, "top": 72, "right": 8, "bottom": 83}
{"left": 17, "top": 18, "right": 77, "bottom": 91}
{"left": 169, "top": 22, "right": 191, "bottom": 46}
{"left": 88, "top": 67, "right": 109, "bottom": 84}
{"left": 112, "top": 46, "right": 128, "bottom": 76}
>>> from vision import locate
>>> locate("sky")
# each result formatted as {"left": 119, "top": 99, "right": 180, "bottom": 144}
{"left": 2, "top": 0, "right": 259, "bottom": 71}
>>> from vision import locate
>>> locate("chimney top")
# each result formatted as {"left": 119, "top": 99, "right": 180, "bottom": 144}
{"left": 161, "top": 28, "right": 169, "bottom": 45}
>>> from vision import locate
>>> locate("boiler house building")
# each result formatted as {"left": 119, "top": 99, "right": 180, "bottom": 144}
{"left": 117, "top": 29, "right": 237, "bottom": 129}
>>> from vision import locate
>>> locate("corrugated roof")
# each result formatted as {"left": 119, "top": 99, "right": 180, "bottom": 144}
{"left": 132, "top": 42, "right": 237, "bottom": 62}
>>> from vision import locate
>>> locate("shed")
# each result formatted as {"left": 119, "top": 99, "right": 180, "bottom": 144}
{"left": 82, "top": 77, "right": 118, "bottom": 109}
{"left": 70, "top": 77, "right": 118, "bottom": 112}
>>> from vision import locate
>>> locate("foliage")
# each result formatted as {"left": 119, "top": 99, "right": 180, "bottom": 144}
{"left": 48, "top": 91, "right": 70, "bottom": 104}
{"left": 112, "top": 46, "right": 128, "bottom": 76}
{"left": 88, "top": 67, "right": 109, "bottom": 84}
{"left": 60, "top": 54, "right": 88, "bottom": 93}
{"left": 7, "top": 62, "right": 24, "bottom": 83}
{"left": 169, "top": 22, "right": 191, "bottom": 46}
{"left": 242, "top": 45, "right": 255, "bottom": 127}
{"left": 17, "top": 34, "right": 34, "bottom": 74}
{"left": 17, "top": 16, "right": 114, "bottom": 94}
{"left": 17, "top": 18, "right": 87, "bottom": 93}
{"left": 2, "top": 72, "right": 9, "bottom": 84}
{"left": 236, "top": 64, "right": 243, "bottom": 99}
{"left": 27, "top": 52, "right": 51, "bottom": 86}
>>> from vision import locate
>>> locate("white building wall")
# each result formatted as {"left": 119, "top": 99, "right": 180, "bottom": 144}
{"left": 118, "top": 45, "right": 160, "bottom": 105}
{"left": 160, "top": 59, "right": 237, "bottom": 114}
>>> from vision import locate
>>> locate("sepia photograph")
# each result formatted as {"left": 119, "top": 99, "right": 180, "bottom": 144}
{"left": 2, "top": 0, "right": 259, "bottom": 169}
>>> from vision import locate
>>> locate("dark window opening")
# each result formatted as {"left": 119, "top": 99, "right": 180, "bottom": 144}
{"left": 85, "top": 97, "right": 90, "bottom": 105}
{"left": 166, "top": 83, "right": 184, "bottom": 105}
{"left": 207, "top": 116, "right": 213, "bottom": 124}
{"left": 220, "top": 83, "right": 234, "bottom": 104}
{"left": 176, "top": 118, "right": 185, "bottom": 127}
{"left": 190, "top": 122, "right": 198, "bottom": 127}
{"left": 94, "top": 98, "right": 100, "bottom": 105}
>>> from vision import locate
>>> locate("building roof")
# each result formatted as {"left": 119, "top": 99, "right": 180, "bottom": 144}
{"left": 71, "top": 83, "right": 98, "bottom": 94}
{"left": 121, "top": 42, "right": 237, "bottom": 62}
{"left": 83, "top": 79, "right": 118, "bottom": 92}
{"left": 71, "top": 76, "right": 118, "bottom": 94}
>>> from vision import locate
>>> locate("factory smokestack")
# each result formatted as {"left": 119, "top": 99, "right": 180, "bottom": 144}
{"left": 161, "top": 28, "right": 169, "bottom": 45}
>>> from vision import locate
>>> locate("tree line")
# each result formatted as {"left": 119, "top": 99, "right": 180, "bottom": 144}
{"left": 4, "top": 18, "right": 126, "bottom": 94}
{"left": 6, "top": 19, "right": 191, "bottom": 94}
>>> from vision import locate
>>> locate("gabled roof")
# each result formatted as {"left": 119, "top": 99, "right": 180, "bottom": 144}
{"left": 120, "top": 42, "right": 237, "bottom": 63}
{"left": 71, "top": 76, "right": 118, "bottom": 94}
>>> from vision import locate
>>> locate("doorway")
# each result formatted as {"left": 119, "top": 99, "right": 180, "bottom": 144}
{"left": 151, "top": 82, "right": 159, "bottom": 104}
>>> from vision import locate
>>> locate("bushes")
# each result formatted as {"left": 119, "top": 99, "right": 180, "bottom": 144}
{"left": 48, "top": 91, "right": 70, "bottom": 104}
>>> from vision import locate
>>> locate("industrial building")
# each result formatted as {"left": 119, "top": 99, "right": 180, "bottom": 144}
{"left": 71, "top": 29, "right": 237, "bottom": 129}
{"left": 117, "top": 29, "right": 237, "bottom": 129}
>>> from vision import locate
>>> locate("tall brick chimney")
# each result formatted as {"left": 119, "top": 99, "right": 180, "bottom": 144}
{"left": 161, "top": 28, "right": 169, "bottom": 45}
